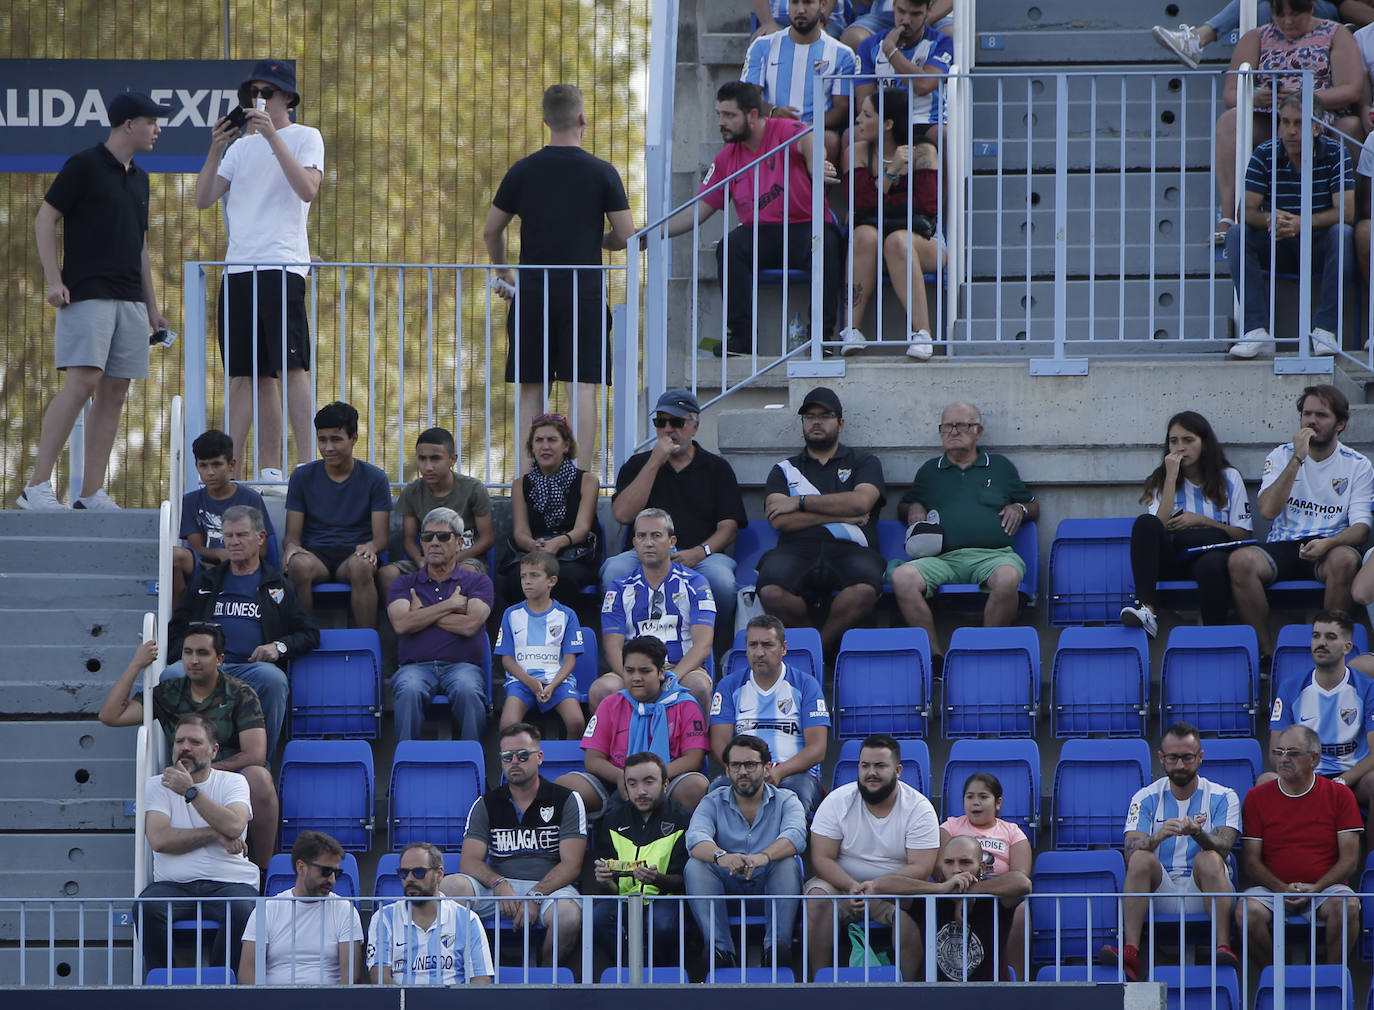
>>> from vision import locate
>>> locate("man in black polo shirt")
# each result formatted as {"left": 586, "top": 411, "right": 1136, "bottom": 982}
{"left": 440, "top": 723, "right": 587, "bottom": 966}
{"left": 602, "top": 387, "right": 748, "bottom": 624}
{"left": 757, "top": 386, "right": 887, "bottom": 656}
{"left": 20, "top": 91, "right": 172, "bottom": 512}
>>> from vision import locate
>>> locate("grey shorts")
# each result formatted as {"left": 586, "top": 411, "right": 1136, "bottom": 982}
{"left": 568, "top": 769, "right": 707, "bottom": 812}
{"left": 1242, "top": 883, "right": 1356, "bottom": 920}
{"left": 452, "top": 875, "right": 580, "bottom": 923}
{"left": 55, "top": 299, "right": 150, "bottom": 378}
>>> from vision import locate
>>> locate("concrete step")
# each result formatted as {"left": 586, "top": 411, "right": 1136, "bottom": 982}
{"left": 0, "top": 834, "right": 134, "bottom": 901}
{"left": 699, "top": 31, "right": 745, "bottom": 69}
{"left": 976, "top": 0, "right": 1239, "bottom": 33}
{"left": 0, "top": 945, "right": 134, "bottom": 987}
{"left": 0, "top": 573, "right": 158, "bottom": 609}
{"left": 0, "top": 509, "right": 159, "bottom": 539}
{"left": 0, "top": 723, "right": 138, "bottom": 830}
{"left": 0, "top": 609, "right": 147, "bottom": 644}
{"left": 0, "top": 675, "right": 132, "bottom": 718}
{"left": 0, "top": 535, "right": 158, "bottom": 573}
{"left": 976, "top": 28, "right": 1231, "bottom": 64}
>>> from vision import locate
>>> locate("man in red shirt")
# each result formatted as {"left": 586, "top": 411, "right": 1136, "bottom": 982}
{"left": 1238, "top": 724, "right": 1362, "bottom": 962}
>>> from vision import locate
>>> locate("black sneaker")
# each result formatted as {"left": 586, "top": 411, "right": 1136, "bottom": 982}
{"left": 712, "top": 949, "right": 738, "bottom": 970}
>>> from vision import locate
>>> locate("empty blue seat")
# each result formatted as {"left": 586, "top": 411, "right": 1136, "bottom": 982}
{"left": 598, "top": 965, "right": 690, "bottom": 983}
{"left": 1052, "top": 739, "right": 1150, "bottom": 849}
{"left": 1198, "top": 737, "right": 1262, "bottom": 809}
{"left": 1029, "top": 849, "right": 1125, "bottom": 964}
{"left": 1255, "top": 964, "right": 1355, "bottom": 1010}
{"left": 831, "top": 737, "right": 930, "bottom": 795}
{"left": 388, "top": 739, "right": 485, "bottom": 851}
{"left": 144, "top": 966, "right": 236, "bottom": 985}
{"left": 1050, "top": 626, "right": 1149, "bottom": 738}
{"left": 941, "top": 739, "right": 1041, "bottom": 845}
{"left": 288, "top": 627, "right": 382, "bottom": 738}
{"left": 943, "top": 626, "right": 1040, "bottom": 738}
{"left": 833, "top": 627, "right": 932, "bottom": 739}
{"left": 373, "top": 850, "right": 463, "bottom": 905}
{"left": 527, "top": 738, "right": 585, "bottom": 784}
{"left": 278, "top": 739, "right": 374, "bottom": 851}
{"left": 264, "top": 851, "right": 360, "bottom": 898}
{"left": 1048, "top": 518, "right": 1134, "bottom": 626}
{"left": 1153, "top": 965, "right": 1242, "bottom": 1010}
{"left": 1358, "top": 852, "right": 1374, "bottom": 959}
{"left": 571, "top": 626, "right": 598, "bottom": 704}
{"left": 814, "top": 965, "right": 902, "bottom": 982}
{"left": 721, "top": 625, "right": 823, "bottom": 682}
{"left": 733, "top": 520, "right": 780, "bottom": 589}
{"left": 1159, "top": 626, "right": 1258, "bottom": 737}
{"left": 1034, "top": 964, "right": 1129, "bottom": 982}
{"left": 497, "top": 965, "right": 576, "bottom": 984}
{"left": 709, "top": 966, "right": 796, "bottom": 983}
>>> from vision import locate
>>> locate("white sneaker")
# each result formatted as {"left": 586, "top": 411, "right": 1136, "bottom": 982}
{"left": 1120, "top": 603, "right": 1159, "bottom": 639}
{"left": 72, "top": 488, "right": 121, "bottom": 511}
{"left": 1310, "top": 328, "right": 1340, "bottom": 356}
{"left": 906, "top": 330, "right": 934, "bottom": 360}
{"left": 1228, "top": 328, "right": 1269, "bottom": 359}
{"left": 16, "top": 480, "right": 67, "bottom": 512}
{"left": 838, "top": 326, "right": 867, "bottom": 356}
{"left": 1151, "top": 24, "right": 1203, "bottom": 69}
{"left": 260, "top": 467, "right": 285, "bottom": 482}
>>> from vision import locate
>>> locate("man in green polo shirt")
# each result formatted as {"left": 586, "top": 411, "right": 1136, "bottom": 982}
{"left": 890, "top": 402, "right": 1038, "bottom": 666}
{"left": 98, "top": 623, "right": 279, "bottom": 870}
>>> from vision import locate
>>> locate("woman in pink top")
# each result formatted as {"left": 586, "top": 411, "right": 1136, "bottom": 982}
{"left": 940, "top": 772, "right": 1033, "bottom": 981}
{"left": 1213, "top": 0, "right": 1361, "bottom": 243}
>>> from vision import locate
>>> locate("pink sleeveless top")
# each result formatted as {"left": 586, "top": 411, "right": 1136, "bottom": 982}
{"left": 1258, "top": 19, "right": 1339, "bottom": 103}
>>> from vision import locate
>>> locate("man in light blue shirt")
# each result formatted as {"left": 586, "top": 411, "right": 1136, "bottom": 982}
{"left": 685, "top": 734, "right": 807, "bottom": 970}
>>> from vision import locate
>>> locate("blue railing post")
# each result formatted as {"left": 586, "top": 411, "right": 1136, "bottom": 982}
{"left": 1031, "top": 74, "right": 1087, "bottom": 375}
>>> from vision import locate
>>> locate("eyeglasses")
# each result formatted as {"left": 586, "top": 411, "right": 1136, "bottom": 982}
{"left": 398, "top": 866, "right": 435, "bottom": 880}
{"left": 1160, "top": 752, "right": 1199, "bottom": 765}
{"left": 186, "top": 620, "right": 222, "bottom": 631}
{"left": 306, "top": 861, "right": 343, "bottom": 878}
{"left": 248, "top": 86, "right": 278, "bottom": 99}
{"left": 419, "top": 530, "right": 455, "bottom": 542}
{"left": 938, "top": 421, "right": 981, "bottom": 434}
{"left": 499, "top": 748, "right": 539, "bottom": 763}
{"left": 653, "top": 416, "right": 689, "bottom": 429}
{"left": 801, "top": 411, "right": 838, "bottom": 422}
{"left": 728, "top": 760, "right": 764, "bottom": 771}
{"left": 532, "top": 412, "right": 567, "bottom": 425}
{"left": 1270, "top": 748, "right": 1312, "bottom": 760}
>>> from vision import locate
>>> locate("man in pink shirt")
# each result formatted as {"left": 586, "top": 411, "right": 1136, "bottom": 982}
{"left": 557, "top": 635, "right": 710, "bottom": 815}
{"left": 659, "top": 80, "right": 842, "bottom": 358}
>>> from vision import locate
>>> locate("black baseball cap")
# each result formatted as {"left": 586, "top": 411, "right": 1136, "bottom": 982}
{"left": 654, "top": 388, "right": 701, "bottom": 418}
{"left": 107, "top": 91, "right": 170, "bottom": 126}
{"left": 798, "top": 386, "right": 842, "bottom": 417}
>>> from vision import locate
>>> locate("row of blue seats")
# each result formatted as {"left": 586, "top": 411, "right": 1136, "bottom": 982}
{"left": 145, "top": 964, "right": 899, "bottom": 985}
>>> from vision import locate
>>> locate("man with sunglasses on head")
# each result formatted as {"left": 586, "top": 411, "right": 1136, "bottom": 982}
{"left": 386, "top": 507, "right": 495, "bottom": 742}
{"left": 239, "top": 830, "right": 364, "bottom": 985}
{"left": 367, "top": 841, "right": 493, "bottom": 985}
{"left": 603, "top": 388, "right": 748, "bottom": 625}
{"left": 194, "top": 59, "right": 323, "bottom": 485}
{"left": 441, "top": 723, "right": 587, "bottom": 967}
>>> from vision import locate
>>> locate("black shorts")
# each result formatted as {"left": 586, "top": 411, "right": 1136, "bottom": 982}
{"left": 756, "top": 539, "right": 886, "bottom": 598}
{"left": 504, "top": 270, "right": 612, "bottom": 386}
{"left": 1257, "top": 539, "right": 1346, "bottom": 583}
{"left": 217, "top": 270, "right": 312, "bottom": 378}
{"left": 305, "top": 544, "right": 357, "bottom": 579}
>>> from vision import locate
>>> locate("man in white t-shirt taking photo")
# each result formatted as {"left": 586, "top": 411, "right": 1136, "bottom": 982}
{"left": 194, "top": 58, "right": 324, "bottom": 484}
{"left": 804, "top": 733, "right": 944, "bottom": 980}
{"left": 239, "top": 829, "right": 364, "bottom": 985}
{"left": 1228, "top": 385, "right": 1373, "bottom": 662}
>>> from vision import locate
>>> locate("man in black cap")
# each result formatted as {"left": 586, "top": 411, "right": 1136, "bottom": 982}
{"left": 757, "top": 386, "right": 886, "bottom": 655}
{"left": 19, "top": 90, "right": 172, "bottom": 512}
{"left": 602, "top": 387, "right": 749, "bottom": 622}
{"left": 194, "top": 59, "right": 324, "bottom": 486}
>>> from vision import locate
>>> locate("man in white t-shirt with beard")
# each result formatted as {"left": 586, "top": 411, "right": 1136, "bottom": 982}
{"left": 194, "top": 58, "right": 324, "bottom": 483}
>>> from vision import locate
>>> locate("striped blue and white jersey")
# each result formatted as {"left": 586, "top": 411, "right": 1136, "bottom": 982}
{"left": 1260, "top": 441, "right": 1374, "bottom": 542}
{"left": 1124, "top": 776, "right": 1240, "bottom": 878}
{"left": 854, "top": 26, "right": 954, "bottom": 125}
{"left": 1146, "top": 467, "right": 1252, "bottom": 530}
{"left": 365, "top": 898, "right": 493, "bottom": 984}
{"left": 710, "top": 664, "right": 831, "bottom": 778}
{"left": 1271, "top": 667, "right": 1374, "bottom": 774}
{"left": 742, "top": 29, "right": 859, "bottom": 124}
{"left": 495, "top": 600, "right": 583, "bottom": 685}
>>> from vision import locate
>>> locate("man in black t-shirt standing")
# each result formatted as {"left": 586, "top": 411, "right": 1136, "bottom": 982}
{"left": 20, "top": 91, "right": 172, "bottom": 512}
{"left": 483, "top": 83, "right": 635, "bottom": 467}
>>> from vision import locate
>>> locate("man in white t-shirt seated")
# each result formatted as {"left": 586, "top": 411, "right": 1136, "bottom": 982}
{"left": 366, "top": 841, "right": 493, "bottom": 985}
{"left": 239, "top": 830, "right": 364, "bottom": 985}
{"left": 136, "top": 714, "right": 260, "bottom": 973}
{"left": 804, "top": 733, "right": 943, "bottom": 980}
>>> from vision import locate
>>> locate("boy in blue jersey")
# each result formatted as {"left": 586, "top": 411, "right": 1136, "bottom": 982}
{"left": 495, "top": 550, "right": 586, "bottom": 739}
{"left": 173, "top": 429, "right": 274, "bottom": 601}
{"left": 1099, "top": 722, "right": 1240, "bottom": 981}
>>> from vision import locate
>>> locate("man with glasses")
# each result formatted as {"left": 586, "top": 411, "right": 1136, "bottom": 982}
{"left": 386, "top": 507, "right": 494, "bottom": 741}
{"left": 890, "top": 401, "right": 1036, "bottom": 670}
{"left": 595, "top": 508, "right": 717, "bottom": 713}
{"left": 603, "top": 388, "right": 748, "bottom": 624}
{"left": 366, "top": 841, "right": 493, "bottom": 985}
{"left": 1238, "top": 725, "right": 1362, "bottom": 963}
{"left": 441, "top": 723, "right": 587, "bottom": 967}
{"left": 1097, "top": 722, "right": 1240, "bottom": 981}
{"left": 239, "top": 829, "right": 364, "bottom": 985}
{"left": 685, "top": 733, "right": 807, "bottom": 971}
{"left": 757, "top": 386, "right": 886, "bottom": 656}
{"left": 193, "top": 59, "right": 323, "bottom": 484}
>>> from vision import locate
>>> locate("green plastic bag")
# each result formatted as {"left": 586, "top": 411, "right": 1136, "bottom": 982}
{"left": 847, "top": 922, "right": 892, "bottom": 967}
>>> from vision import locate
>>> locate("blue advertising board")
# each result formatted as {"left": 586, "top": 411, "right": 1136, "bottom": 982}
{"left": 0, "top": 59, "right": 295, "bottom": 173}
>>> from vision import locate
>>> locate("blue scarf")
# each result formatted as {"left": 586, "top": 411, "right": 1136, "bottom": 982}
{"left": 620, "top": 671, "right": 694, "bottom": 763}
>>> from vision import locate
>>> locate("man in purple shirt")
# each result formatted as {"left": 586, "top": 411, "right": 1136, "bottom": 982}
{"left": 386, "top": 507, "right": 494, "bottom": 741}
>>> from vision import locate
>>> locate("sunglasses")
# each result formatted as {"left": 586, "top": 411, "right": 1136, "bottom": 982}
{"left": 305, "top": 861, "right": 343, "bottom": 878}
{"left": 499, "top": 748, "right": 538, "bottom": 763}
{"left": 653, "top": 416, "right": 688, "bottom": 429}
{"left": 187, "top": 620, "right": 222, "bottom": 631}
{"left": 533, "top": 413, "right": 567, "bottom": 425}
{"left": 398, "top": 866, "right": 435, "bottom": 880}
{"left": 248, "top": 86, "right": 278, "bottom": 100}
{"left": 419, "top": 530, "right": 455, "bottom": 542}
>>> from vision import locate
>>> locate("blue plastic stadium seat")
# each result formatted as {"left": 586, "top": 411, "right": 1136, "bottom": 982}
{"left": 497, "top": 965, "right": 576, "bottom": 984}
{"left": 941, "top": 739, "right": 1040, "bottom": 845}
{"left": 571, "top": 626, "right": 598, "bottom": 704}
{"left": 598, "top": 965, "right": 690, "bottom": 983}
{"left": 831, "top": 737, "right": 930, "bottom": 796}
{"left": 1029, "top": 849, "right": 1125, "bottom": 965}
{"left": 1159, "top": 626, "right": 1258, "bottom": 737}
{"left": 1153, "top": 965, "right": 1242, "bottom": 1010}
{"left": 943, "top": 626, "right": 1040, "bottom": 738}
{"left": 721, "top": 626, "right": 823, "bottom": 682}
{"left": 1050, "top": 626, "right": 1149, "bottom": 738}
{"left": 1197, "top": 738, "right": 1261, "bottom": 810}
{"left": 1052, "top": 739, "right": 1151, "bottom": 849}
{"left": 288, "top": 627, "right": 382, "bottom": 738}
{"left": 833, "top": 627, "right": 932, "bottom": 739}
{"left": 878, "top": 519, "right": 1038, "bottom": 609}
{"left": 388, "top": 739, "right": 485, "bottom": 851}
{"left": 1255, "top": 965, "right": 1355, "bottom": 1010}
{"left": 709, "top": 966, "right": 796, "bottom": 983}
{"left": 524, "top": 739, "right": 585, "bottom": 784}
{"left": 278, "top": 739, "right": 375, "bottom": 851}
{"left": 733, "top": 520, "right": 780, "bottom": 589}
{"left": 264, "top": 851, "right": 360, "bottom": 898}
{"left": 1034, "top": 964, "right": 1128, "bottom": 982}
{"left": 373, "top": 851, "right": 462, "bottom": 905}
{"left": 814, "top": 965, "right": 903, "bottom": 982}
{"left": 1359, "top": 852, "right": 1374, "bottom": 959}
{"left": 144, "top": 966, "right": 237, "bottom": 985}
{"left": 1048, "top": 518, "right": 1135, "bottom": 626}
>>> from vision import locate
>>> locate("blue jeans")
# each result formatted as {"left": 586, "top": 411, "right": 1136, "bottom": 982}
{"left": 600, "top": 550, "right": 739, "bottom": 623}
{"left": 593, "top": 894, "right": 690, "bottom": 961}
{"left": 1225, "top": 222, "right": 1353, "bottom": 334}
{"left": 159, "top": 660, "right": 286, "bottom": 760}
{"left": 684, "top": 854, "right": 802, "bottom": 955}
{"left": 391, "top": 660, "right": 486, "bottom": 741}
{"left": 708, "top": 772, "right": 822, "bottom": 821}
{"left": 136, "top": 879, "right": 257, "bottom": 971}
{"left": 1205, "top": 0, "right": 1339, "bottom": 35}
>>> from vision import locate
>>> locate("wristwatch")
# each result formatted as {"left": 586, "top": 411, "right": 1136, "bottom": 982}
{"left": 274, "top": 640, "right": 288, "bottom": 656}
{"left": 712, "top": 848, "right": 727, "bottom": 864}
{"left": 184, "top": 786, "right": 199, "bottom": 803}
